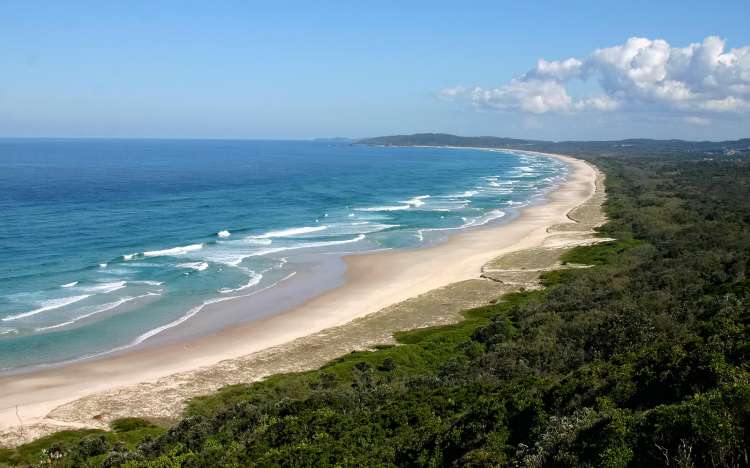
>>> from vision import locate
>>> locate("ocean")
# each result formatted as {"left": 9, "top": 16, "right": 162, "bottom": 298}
{"left": 0, "top": 139, "right": 567, "bottom": 371}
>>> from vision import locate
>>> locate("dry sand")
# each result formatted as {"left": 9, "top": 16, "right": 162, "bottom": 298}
{"left": 0, "top": 151, "right": 606, "bottom": 447}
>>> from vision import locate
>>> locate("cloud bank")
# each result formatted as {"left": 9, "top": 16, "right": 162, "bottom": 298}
{"left": 441, "top": 36, "right": 750, "bottom": 119}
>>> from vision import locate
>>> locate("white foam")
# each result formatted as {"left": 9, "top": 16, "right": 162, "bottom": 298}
{"left": 0, "top": 327, "right": 17, "bottom": 335}
{"left": 485, "top": 187, "right": 513, "bottom": 194}
{"left": 194, "top": 239, "right": 272, "bottom": 267}
{"left": 177, "top": 262, "right": 209, "bottom": 271}
{"left": 240, "top": 238, "right": 273, "bottom": 245}
{"left": 217, "top": 230, "right": 231, "bottom": 238}
{"left": 60, "top": 281, "right": 78, "bottom": 288}
{"left": 400, "top": 195, "right": 431, "bottom": 207}
{"left": 83, "top": 281, "right": 127, "bottom": 293}
{"left": 2, "top": 295, "right": 91, "bottom": 321}
{"left": 143, "top": 243, "right": 204, "bottom": 258}
{"left": 417, "top": 209, "right": 507, "bottom": 237}
{"left": 462, "top": 209, "right": 506, "bottom": 228}
{"left": 252, "top": 234, "right": 366, "bottom": 256}
{"left": 130, "top": 272, "right": 297, "bottom": 346}
{"left": 195, "top": 251, "right": 248, "bottom": 267}
{"left": 99, "top": 263, "right": 108, "bottom": 268}
{"left": 34, "top": 292, "right": 160, "bottom": 331}
{"left": 422, "top": 198, "right": 470, "bottom": 211}
{"left": 218, "top": 271, "right": 263, "bottom": 294}
{"left": 447, "top": 190, "right": 479, "bottom": 198}
{"left": 355, "top": 205, "right": 410, "bottom": 212}
{"left": 131, "top": 280, "right": 164, "bottom": 286}
{"left": 123, "top": 253, "right": 136, "bottom": 261}
{"left": 131, "top": 306, "right": 202, "bottom": 346}
{"left": 251, "top": 226, "right": 327, "bottom": 239}
{"left": 322, "top": 222, "right": 398, "bottom": 236}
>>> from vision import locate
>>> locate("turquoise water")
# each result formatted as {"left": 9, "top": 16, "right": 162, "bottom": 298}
{"left": 0, "top": 140, "right": 567, "bottom": 371}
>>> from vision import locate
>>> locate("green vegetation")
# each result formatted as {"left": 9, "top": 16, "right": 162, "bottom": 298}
{"left": 356, "top": 133, "right": 537, "bottom": 149}
{"left": 0, "top": 419, "right": 163, "bottom": 467}
{"left": 357, "top": 133, "right": 750, "bottom": 158}
{"left": 3, "top": 149, "right": 750, "bottom": 466}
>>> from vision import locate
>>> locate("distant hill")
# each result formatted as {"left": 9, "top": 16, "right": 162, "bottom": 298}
{"left": 357, "top": 133, "right": 539, "bottom": 148}
{"left": 312, "top": 137, "right": 354, "bottom": 143}
{"left": 357, "top": 133, "right": 750, "bottom": 158}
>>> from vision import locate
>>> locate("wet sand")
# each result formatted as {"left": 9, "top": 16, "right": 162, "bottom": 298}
{"left": 0, "top": 151, "right": 604, "bottom": 446}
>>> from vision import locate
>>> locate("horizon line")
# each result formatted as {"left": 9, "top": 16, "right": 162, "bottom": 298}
{"left": 0, "top": 134, "right": 748, "bottom": 144}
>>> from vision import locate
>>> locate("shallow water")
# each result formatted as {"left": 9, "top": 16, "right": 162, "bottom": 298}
{"left": 0, "top": 139, "right": 567, "bottom": 370}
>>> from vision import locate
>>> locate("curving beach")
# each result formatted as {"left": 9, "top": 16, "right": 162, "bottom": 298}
{"left": 4, "top": 7, "right": 746, "bottom": 461}
{"left": 0, "top": 151, "right": 603, "bottom": 446}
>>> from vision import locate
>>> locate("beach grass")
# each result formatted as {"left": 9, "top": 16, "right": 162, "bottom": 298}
{"left": 0, "top": 286, "right": 545, "bottom": 466}
{"left": 0, "top": 420, "right": 164, "bottom": 466}
{"left": 0, "top": 231, "right": 633, "bottom": 466}
{"left": 0, "top": 152, "right": 603, "bottom": 455}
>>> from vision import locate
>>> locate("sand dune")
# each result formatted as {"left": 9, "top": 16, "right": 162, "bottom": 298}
{"left": 0, "top": 151, "right": 602, "bottom": 447}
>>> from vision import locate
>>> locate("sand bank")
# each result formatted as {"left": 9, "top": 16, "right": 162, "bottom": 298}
{"left": 0, "top": 151, "right": 604, "bottom": 446}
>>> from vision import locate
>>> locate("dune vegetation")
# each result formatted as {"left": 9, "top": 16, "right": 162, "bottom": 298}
{"left": 2, "top": 150, "right": 749, "bottom": 467}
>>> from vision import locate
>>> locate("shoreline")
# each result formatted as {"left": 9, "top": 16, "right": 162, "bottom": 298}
{"left": 0, "top": 145, "right": 552, "bottom": 376}
{"left": 0, "top": 150, "right": 600, "bottom": 446}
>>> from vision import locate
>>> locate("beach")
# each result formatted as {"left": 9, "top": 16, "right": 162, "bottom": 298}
{"left": 0, "top": 151, "right": 604, "bottom": 446}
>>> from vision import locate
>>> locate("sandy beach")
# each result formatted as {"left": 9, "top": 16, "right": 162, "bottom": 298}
{"left": 0, "top": 151, "right": 604, "bottom": 446}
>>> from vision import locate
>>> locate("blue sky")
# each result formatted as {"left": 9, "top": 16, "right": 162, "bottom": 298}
{"left": 1, "top": 1, "right": 749, "bottom": 140}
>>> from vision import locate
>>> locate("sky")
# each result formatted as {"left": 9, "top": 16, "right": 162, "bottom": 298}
{"left": 1, "top": 1, "right": 749, "bottom": 141}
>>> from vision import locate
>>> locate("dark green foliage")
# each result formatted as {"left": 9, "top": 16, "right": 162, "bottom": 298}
{"left": 357, "top": 133, "right": 538, "bottom": 148}
{"left": 77, "top": 435, "right": 109, "bottom": 458}
{"left": 7, "top": 150, "right": 750, "bottom": 466}
{"left": 110, "top": 418, "right": 158, "bottom": 434}
{"left": 0, "top": 419, "right": 165, "bottom": 467}
{"left": 357, "top": 133, "right": 750, "bottom": 159}
{"left": 559, "top": 239, "right": 643, "bottom": 266}
{"left": 378, "top": 357, "right": 397, "bottom": 372}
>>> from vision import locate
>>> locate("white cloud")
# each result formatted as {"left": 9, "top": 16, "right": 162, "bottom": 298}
{"left": 684, "top": 116, "right": 711, "bottom": 125}
{"left": 442, "top": 36, "right": 750, "bottom": 117}
{"left": 438, "top": 86, "right": 467, "bottom": 101}
{"left": 525, "top": 58, "right": 583, "bottom": 81}
{"left": 574, "top": 95, "right": 621, "bottom": 111}
{"left": 470, "top": 79, "right": 573, "bottom": 114}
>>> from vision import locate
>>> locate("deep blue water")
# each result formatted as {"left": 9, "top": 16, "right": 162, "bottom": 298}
{"left": 0, "top": 139, "right": 567, "bottom": 370}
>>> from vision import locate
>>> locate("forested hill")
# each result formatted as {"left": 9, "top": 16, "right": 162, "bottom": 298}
{"left": 355, "top": 133, "right": 540, "bottom": 149}
{"left": 357, "top": 133, "right": 750, "bottom": 158}
{"left": 3, "top": 150, "right": 750, "bottom": 466}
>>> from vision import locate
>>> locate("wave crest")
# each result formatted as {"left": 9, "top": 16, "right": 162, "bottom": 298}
{"left": 177, "top": 262, "right": 209, "bottom": 271}
{"left": 218, "top": 271, "right": 263, "bottom": 294}
{"left": 142, "top": 243, "right": 204, "bottom": 258}
{"left": 35, "top": 292, "right": 161, "bottom": 332}
{"left": 250, "top": 226, "right": 327, "bottom": 239}
{"left": 2, "top": 295, "right": 91, "bottom": 322}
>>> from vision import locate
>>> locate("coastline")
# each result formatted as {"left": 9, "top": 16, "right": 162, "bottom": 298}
{"left": 0, "top": 150, "right": 602, "bottom": 446}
